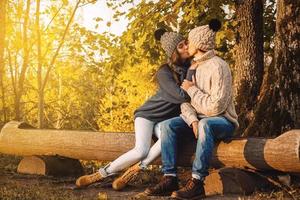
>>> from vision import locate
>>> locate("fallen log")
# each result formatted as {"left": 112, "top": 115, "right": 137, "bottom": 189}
{"left": 204, "top": 168, "right": 274, "bottom": 195}
{"left": 0, "top": 121, "right": 299, "bottom": 173}
{"left": 17, "top": 155, "right": 83, "bottom": 177}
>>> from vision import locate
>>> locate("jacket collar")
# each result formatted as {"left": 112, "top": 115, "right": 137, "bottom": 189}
{"left": 192, "top": 50, "right": 215, "bottom": 64}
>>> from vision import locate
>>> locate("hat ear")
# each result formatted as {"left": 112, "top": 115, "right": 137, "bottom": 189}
{"left": 209, "top": 19, "right": 221, "bottom": 32}
{"left": 154, "top": 28, "right": 167, "bottom": 41}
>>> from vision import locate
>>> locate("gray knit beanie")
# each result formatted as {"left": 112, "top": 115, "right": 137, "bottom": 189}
{"left": 155, "top": 29, "right": 184, "bottom": 58}
{"left": 188, "top": 19, "right": 221, "bottom": 51}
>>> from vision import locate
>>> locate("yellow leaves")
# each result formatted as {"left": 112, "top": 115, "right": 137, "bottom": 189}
{"left": 97, "top": 192, "right": 108, "bottom": 200}
{"left": 95, "top": 17, "right": 103, "bottom": 22}
{"left": 62, "top": 0, "right": 69, "bottom": 6}
{"left": 97, "top": 59, "right": 157, "bottom": 132}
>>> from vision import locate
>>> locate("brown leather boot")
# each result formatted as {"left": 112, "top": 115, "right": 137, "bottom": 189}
{"left": 112, "top": 162, "right": 142, "bottom": 191}
{"left": 143, "top": 176, "right": 179, "bottom": 196}
{"left": 75, "top": 172, "right": 105, "bottom": 188}
{"left": 171, "top": 178, "right": 205, "bottom": 200}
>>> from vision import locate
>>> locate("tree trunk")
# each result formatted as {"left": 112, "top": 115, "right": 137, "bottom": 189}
{"left": 1, "top": 121, "right": 299, "bottom": 173}
{"left": 271, "top": 0, "right": 300, "bottom": 132}
{"left": 35, "top": 0, "right": 44, "bottom": 128}
{"left": 233, "top": 0, "right": 264, "bottom": 135}
{"left": 15, "top": 0, "right": 31, "bottom": 121}
{"left": 243, "top": 0, "right": 300, "bottom": 136}
{"left": 55, "top": 73, "right": 63, "bottom": 129}
{"left": 39, "top": 0, "right": 81, "bottom": 128}
{"left": 0, "top": 0, "right": 7, "bottom": 122}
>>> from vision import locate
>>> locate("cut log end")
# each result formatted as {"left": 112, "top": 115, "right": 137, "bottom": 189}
{"left": 17, "top": 156, "right": 46, "bottom": 175}
{"left": 204, "top": 168, "right": 275, "bottom": 196}
{"left": 17, "top": 156, "right": 84, "bottom": 177}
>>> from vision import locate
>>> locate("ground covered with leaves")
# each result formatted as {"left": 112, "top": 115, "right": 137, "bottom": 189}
{"left": 0, "top": 153, "right": 299, "bottom": 200}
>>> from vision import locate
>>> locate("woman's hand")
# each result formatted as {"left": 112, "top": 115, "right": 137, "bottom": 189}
{"left": 181, "top": 79, "right": 195, "bottom": 91}
{"left": 191, "top": 121, "right": 199, "bottom": 139}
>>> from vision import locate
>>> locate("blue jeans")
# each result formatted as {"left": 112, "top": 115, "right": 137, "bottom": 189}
{"left": 160, "top": 116, "right": 235, "bottom": 181}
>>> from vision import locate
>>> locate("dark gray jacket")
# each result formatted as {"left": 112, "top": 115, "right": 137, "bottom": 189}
{"left": 134, "top": 63, "right": 191, "bottom": 122}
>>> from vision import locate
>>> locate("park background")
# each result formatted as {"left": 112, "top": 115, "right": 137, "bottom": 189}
{"left": 0, "top": 0, "right": 299, "bottom": 199}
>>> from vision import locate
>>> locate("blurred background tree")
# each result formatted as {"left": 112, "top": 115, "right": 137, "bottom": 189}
{"left": 0, "top": 0, "right": 298, "bottom": 136}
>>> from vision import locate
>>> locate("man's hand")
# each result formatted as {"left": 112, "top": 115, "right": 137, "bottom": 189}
{"left": 191, "top": 121, "right": 199, "bottom": 139}
{"left": 189, "top": 63, "right": 198, "bottom": 70}
{"left": 181, "top": 79, "right": 195, "bottom": 91}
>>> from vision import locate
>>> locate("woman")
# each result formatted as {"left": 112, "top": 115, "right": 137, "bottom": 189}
{"left": 76, "top": 28, "right": 192, "bottom": 190}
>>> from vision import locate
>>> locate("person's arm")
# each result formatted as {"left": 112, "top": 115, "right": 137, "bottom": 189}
{"left": 180, "top": 102, "right": 198, "bottom": 126}
{"left": 186, "top": 65, "right": 232, "bottom": 116}
{"left": 180, "top": 102, "right": 200, "bottom": 138}
{"left": 156, "top": 67, "right": 190, "bottom": 103}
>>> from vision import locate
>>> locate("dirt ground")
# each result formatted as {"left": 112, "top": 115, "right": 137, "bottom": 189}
{"left": 0, "top": 153, "right": 299, "bottom": 200}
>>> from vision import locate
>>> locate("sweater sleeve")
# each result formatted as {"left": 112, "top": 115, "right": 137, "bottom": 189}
{"left": 186, "top": 64, "right": 232, "bottom": 116}
{"left": 157, "top": 67, "right": 190, "bottom": 103}
{"left": 180, "top": 102, "right": 199, "bottom": 126}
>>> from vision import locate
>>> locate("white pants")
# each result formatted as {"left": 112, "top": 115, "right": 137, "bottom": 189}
{"left": 103, "top": 117, "right": 162, "bottom": 174}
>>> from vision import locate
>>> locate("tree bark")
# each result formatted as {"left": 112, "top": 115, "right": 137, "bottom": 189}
{"left": 35, "top": 0, "right": 44, "bottom": 128}
{"left": 233, "top": 0, "right": 264, "bottom": 135}
{"left": 15, "top": 0, "right": 31, "bottom": 121}
{"left": 243, "top": 0, "right": 300, "bottom": 136}
{"left": 0, "top": 0, "right": 7, "bottom": 122}
{"left": 1, "top": 121, "right": 299, "bottom": 173}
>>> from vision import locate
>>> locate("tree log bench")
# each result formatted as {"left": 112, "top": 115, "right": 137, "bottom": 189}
{"left": 0, "top": 121, "right": 299, "bottom": 173}
{"left": 0, "top": 121, "right": 299, "bottom": 195}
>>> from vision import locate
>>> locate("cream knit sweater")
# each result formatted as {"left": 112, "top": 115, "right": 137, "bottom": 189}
{"left": 180, "top": 50, "right": 239, "bottom": 129}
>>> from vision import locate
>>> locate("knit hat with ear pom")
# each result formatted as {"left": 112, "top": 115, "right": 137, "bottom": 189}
{"left": 154, "top": 28, "right": 184, "bottom": 58}
{"left": 188, "top": 19, "right": 221, "bottom": 51}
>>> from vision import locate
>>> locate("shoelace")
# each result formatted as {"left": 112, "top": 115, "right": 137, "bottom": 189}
{"left": 90, "top": 173, "right": 101, "bottom": 182}
{"left": 154, "top": 177, "right": 171, "bottom": 191}
{"left": 184, "top": 179, "right": 196, "bottom": 192}
{"left": 120, "top": 167, "right": 140, "bottom": 183}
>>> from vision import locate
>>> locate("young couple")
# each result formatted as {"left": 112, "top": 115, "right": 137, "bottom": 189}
{"left": 76, "top": 19, "right": 239, "bottom": 200}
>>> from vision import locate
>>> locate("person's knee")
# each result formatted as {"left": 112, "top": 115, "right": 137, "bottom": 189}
{"left": 161, "top": 119, "right": 178, "bottom": 140}
{"left": 198, "top": 118, "right": 212, "bottom": 140}
{"left": 134, "top": 147, "right": 149, "bottom": 160}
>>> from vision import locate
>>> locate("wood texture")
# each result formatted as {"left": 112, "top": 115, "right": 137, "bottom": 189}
{"left": 0, "top": 121, "right": 299, "bottom": 172}
{"left": 17, "top": 155, "right": 84, "bottom": 176}
{"left": 233, "top": 0, "right": 264, "bottom": 135}
{"left": 204, "top": 168, "right": 273, "bottom": 195}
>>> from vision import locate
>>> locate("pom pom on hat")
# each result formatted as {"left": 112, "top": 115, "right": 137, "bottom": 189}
{"left": 188, "top": 19, "right": 222, "bottom": 51}
{"left": 208, "top": 19, "right": 221, "bottom": 32}
{"left": 154, "top": 28, "right": 167, "bottom": 41}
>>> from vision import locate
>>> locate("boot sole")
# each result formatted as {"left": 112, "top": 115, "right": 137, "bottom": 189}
{"left": 76, "top": 176, "right": 113, "bottom": 189}
{"left": 143, "top": 190, "right": 173, "bottom": 196}
{"left": 171, "top": 193, "right": 205, "bottom": 200}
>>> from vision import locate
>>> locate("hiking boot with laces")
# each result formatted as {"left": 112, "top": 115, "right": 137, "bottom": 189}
{"left": 76, "top": 167, "right": 110, "bottom": 188}
{"left": 143, "top": 176, "right": 179, "bottom": 196}
{"left": 112, "top": 162, "right": 142, "bottom": 191}
{"left": 171, "top": 178, "right": 205, "bottom": 199}
{"left": 76, "top": 172, "right": 103, "bottom": 188}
